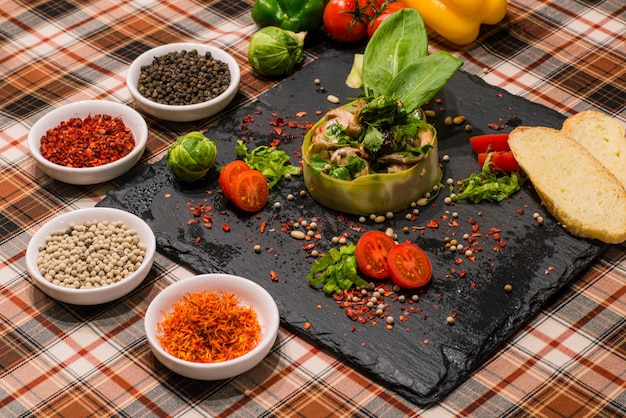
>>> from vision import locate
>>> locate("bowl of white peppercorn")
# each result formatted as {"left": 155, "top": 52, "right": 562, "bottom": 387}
{"left": 126, "top": 43, "right": 240, "bottom": 122}
{"left": 25, "top": 207, "right": 156, "bottom": 305}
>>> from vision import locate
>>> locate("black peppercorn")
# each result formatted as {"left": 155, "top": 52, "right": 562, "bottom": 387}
{"left": 137, "top": 49, "right": 231, "bottom": 106}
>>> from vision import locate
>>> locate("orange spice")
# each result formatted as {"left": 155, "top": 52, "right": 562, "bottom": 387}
{"left": 157, "top": 291, "right": 261, "bottom": 363}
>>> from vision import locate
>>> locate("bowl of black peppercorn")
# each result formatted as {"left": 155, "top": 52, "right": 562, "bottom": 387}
{"left": 126, "top": 43, "right": 240, "bottom": 122}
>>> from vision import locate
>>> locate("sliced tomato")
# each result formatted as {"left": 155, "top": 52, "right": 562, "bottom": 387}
{"left": 367, "top": 2, "right": 409, "bottom": 38}
{"left": 477, "top": 151, "right": 520, "bottom": 173}
{"left": 229, "top": 169, "right": 269, "bottom": 212}
{"left": 387, "top": 241, "right": 432, "bottom": 289}
{"left": 469, "top": 133, "right": 511, "bottom": 153}
{"left": 219, "top": 160, "right": 250, "bottom": 200}
{"left": 355, "top": 230, "right": 396, "bottom": 279}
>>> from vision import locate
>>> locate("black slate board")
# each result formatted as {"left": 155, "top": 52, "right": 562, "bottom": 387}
{"left": 99, "top": 50, "right": 606, "bottom": 405}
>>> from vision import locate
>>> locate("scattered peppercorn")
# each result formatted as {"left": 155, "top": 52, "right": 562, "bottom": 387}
{"left": 137, "top": 49, "right": 230, "bottom": 106}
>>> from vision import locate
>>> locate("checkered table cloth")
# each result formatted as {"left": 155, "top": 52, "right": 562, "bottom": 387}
{"left": 1, "top": 0, "right": 624, "bottom": 416}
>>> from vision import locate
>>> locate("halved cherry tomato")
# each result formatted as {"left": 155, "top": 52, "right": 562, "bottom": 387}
{"left": 469, "top": 133, "right": 511, "bottom": 153}
{"left": 355, "top": 230, "right": 396, "bottom": 279}
{"left": 367, "top": 2, "right": 409, "bottom": 38}
{"left": 219, "top": 160, "right": 250, "bottom": 201}
{"left": 229, "top": 169, "right": 269, "bottom": 212}
{"left": 323, "top": 0, "right": 371, "bottom": 43}
{"left": 477, "top": 151, "right": 520, "bottom": 173}
{"left": 387, "top": 241, "right": 432, "bottom": 289}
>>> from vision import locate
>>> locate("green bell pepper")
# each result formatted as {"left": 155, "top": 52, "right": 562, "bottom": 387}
{"left": 251, "top": 0, "right": 325, "bottom": 33}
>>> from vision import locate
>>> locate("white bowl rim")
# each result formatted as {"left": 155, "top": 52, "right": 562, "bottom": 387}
{"left": 144, "top": 273, "right": 280, "bottom": 370}
{"left": 27, "top": 100, "right": 148, "bottom": 174}
{"left": 25, "top": 207, "right": 156, "bottom": 296}
{"left": 126, "top": 42, "right": 241, "bottom": 111}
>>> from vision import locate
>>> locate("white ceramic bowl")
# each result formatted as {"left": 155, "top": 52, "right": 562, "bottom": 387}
{"left": 144, "top": 274, "right": 280, "bottom": 380}
{"left": 25, "top": 207, "right": 156, "bottom": 305}
{"left": 126, "top": 43, "right": 240, "bottom": 122}
{"left": 27, "top": 100, "right": 148, "bottom": 185}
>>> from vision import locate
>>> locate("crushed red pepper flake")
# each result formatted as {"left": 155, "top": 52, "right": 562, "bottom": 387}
{"left": 40, "top": 114, "right": 135, "bottom": 168}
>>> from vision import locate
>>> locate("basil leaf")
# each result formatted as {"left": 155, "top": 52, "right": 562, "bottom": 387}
{"left": 387, "top": 51, "right": 463, "bottom": 113}
{"left": 362, "top": 9, "right": 428, "bottom": 97}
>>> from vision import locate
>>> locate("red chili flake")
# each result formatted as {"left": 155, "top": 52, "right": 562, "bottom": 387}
{"left": 517, "top": 209, "right": 524, "bottom": 215}
{"left": 426, "top": 219, "right": 440, "bottom": 229}
{"left": 222, "top": 224, "right": 231, "bottom": 232}
{"left": 293, "top": 150, "right": 301, "bottom": 158}
{"left": 296, "top": 111, "right": 307, "bottom": 117}
{"left": 269, "top": 270, "right": 278, "bottom": 281}
{"left": 242, "top": 115, "right": 254, "bottom": 123}
{"left": 194, "top": 237, "right": 201, "bottom": 244}
{"left": 269, "top": 138, "right": 281, "bottom": 147}
{"left": 303, "top": 322, "right": 311, "bottom": 330}
{"left": 454, "top": 258, "right": 463, "bottom": 265}
{"left": 488, "top": 123, "right": 504, "bottom": 130}
{"left": 260, "top": 221, "right": 268, "bottom": 233}
{"left": 499, "top": 240, "right": 507, "bottom": 248}
{"left": 493, "top": 233, "right": 501, "bottom": 241}
{"left": 459, "top": 270, "right": 467, "bottom": 278}
{"left": 40, "top": 114, "right": 135, "bottom": 167}
{"left": 274, "top": 128, "right": 284, "bottom": 136}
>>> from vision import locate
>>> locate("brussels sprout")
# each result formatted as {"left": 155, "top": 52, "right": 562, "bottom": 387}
{"left": 248, "top": 27, "right": 306, "bottom": 76}
{"left": 167, "top": 132, "right": 218, "bottom": 183}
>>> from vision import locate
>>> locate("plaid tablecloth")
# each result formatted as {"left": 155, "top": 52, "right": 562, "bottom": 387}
{"left": 1, "top": 0, "right": 624, "bottom": 416}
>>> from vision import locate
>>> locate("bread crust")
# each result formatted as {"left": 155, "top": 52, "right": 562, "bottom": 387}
{"left": 509, "top": 126, "right": 626, "bottom": 244}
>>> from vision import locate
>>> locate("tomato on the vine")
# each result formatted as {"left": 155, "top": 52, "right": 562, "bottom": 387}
{"left": 387, "top": 242, "right": 432, "bottom": 289}
{"left": 367, "top": 2, "right": 409, "bottom": 38}
{"left": 323, "top": 0, "right": 372, "bottom": 43}
{"left": 355, "top": 230, "right": 396, "bottom": 279}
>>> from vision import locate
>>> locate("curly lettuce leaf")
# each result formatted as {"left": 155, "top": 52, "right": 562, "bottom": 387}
{"left": 307, "top": 243, "right": 369, "bottom": 294}
{"left": 235, "top": 140, "right": 300, "bottom": 189}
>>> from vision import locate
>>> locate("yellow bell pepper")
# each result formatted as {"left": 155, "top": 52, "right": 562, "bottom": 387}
{"left": 398, "top": 0, "right": 507, "bottom": 45}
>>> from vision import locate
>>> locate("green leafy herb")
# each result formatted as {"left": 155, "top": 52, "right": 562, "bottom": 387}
{"left": 307, "top": 243, "right": 369, "bottom": 294}
{"left": 309, "top": 154, "right": 366, "bottom": 180}
{"left": 451, "top": 154, "right": 526, "bottom": 203}
{"left": 235, "top": 140, "right": 300, "bottom": 189}
{"left": 360, "top": 9, "right": 462, "bottom": 113}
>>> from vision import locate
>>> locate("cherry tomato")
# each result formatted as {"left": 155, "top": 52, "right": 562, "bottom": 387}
{"left": 323, "top": 0, "right": 371, "bottom": 43}
{"left": 355, "top": 230, "right": 396, "bottom": 279}
{"left": 367, "top": 2, "right": 409, "bottom": 38}
{"left": 229, "top": 169, "right": 269, "bottom": 212}
{"left": 468, "top": 133, "right": 511, "bottom": 153}
{"left": 477, "top": 151, "right": 520, "bottom": 173}
{"left": 387, "top": 241, "right": 432, "bottom": 289}
{"left": 219, "top": 160, "right": 250, "bottom": 200}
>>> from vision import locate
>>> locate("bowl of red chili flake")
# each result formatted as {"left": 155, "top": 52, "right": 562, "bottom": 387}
{"left": 28, "top": 100, "right": 148, "bottom": 185}
{"left": 126, "top": 43, "right": 240, "bottom": 122}
{"left": 144, "top": 273, "right": 280, "bottom": 380}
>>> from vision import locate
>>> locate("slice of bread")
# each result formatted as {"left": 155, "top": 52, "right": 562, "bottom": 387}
{"left": 562, "top": 110, "right": 626, "bottom": 189}
{"left": 508, "top": 126, "right": 626, "bottom": 244}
